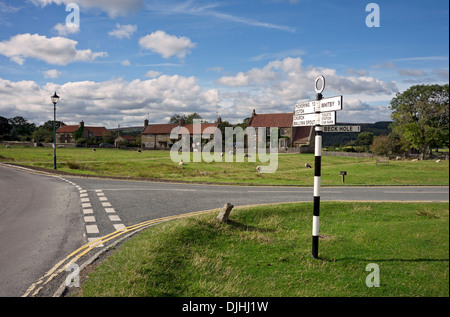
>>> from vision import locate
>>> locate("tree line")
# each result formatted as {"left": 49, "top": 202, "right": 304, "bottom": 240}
{"left": 0, "top": 116, "right": 65, "bottom": 143}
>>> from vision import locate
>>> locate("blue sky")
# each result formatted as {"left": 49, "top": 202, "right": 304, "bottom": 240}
{"left": 0, "top": 0, "right": 448, "bottom": 128}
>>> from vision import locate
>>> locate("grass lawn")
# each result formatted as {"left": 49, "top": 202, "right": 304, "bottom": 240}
{"left": 76, "top": 202, "right": 449, "bottom": 297}
{"left": 1, "top": 146, "right": 448, "bottom": 186}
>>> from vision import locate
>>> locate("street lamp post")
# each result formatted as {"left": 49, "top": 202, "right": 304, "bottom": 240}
{"left": 51, "top": 91, "right": 59, "bottom": 169}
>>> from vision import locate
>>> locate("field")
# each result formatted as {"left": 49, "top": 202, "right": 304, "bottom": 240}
{"left": 76, "top": 202, "right": 449, "bottom": 297}
{"left": 1, "top": 146, "right": 449, "bottom": 186}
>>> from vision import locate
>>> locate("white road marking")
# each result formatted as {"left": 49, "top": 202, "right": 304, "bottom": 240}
{"left": 86, "top": 225, "right": 99, "bottom": 234}
{"left": 113, "top": 224, "right": 126, "bottom": 231}
{"left": 88, "top": 237, "right": 104, "bottom": 247}
{"left": 109, "top": 215, "right": 121, "bottom": 222}
{"left": 84, "top": 216, "right": 96, "bottom": 223}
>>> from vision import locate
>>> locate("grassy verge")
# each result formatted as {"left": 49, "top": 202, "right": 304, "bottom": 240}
{"left": 77, "top": 202, "right": 449, "bottom": 297}
{"left": 1, "top": 147, "right": 448, "bottom": 186}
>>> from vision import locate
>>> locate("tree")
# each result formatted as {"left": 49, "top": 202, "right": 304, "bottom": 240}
{"left": 8, "top": 116, "right": 36, "bottom": 140}
{"left": 185, "top": 112, "right": 203, "bottom": 124}
{"left": 169, "top": 113, "right": 187, "bottom": 124}
{"left": 354, "top": 131, "right": 374, "bottom": 151}
{"left": 370, "top": 135, "right": 392, "bottom": 156}
{"left": 32, "top": 120, "right": 65, "bottom": 142}
{"left": 389, "top": 84, "right": 449, "bottom": 155}
{"left": 168, "top": 113, "right": 203, "bottom": 124}
{"left": 0, "top": 116, "right": 11, "bottom": 136}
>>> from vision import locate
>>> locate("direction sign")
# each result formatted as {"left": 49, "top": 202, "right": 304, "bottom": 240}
{"left": 293, "top": 111, "right": 336, "bottom": 127}
{"left": 294, "top": 101, "right": 316, "bottom": 115}
{"left": 320, "top": 111, "right": 336, "bottom": 125}
{"left": 323, "top": 125, "right": 361, "bottom": 133}
{"left": 319, "top": 96, "right": 342, "bottom": 112}
{"left": 294, "top": 96, "right": 342, "bottom": 116}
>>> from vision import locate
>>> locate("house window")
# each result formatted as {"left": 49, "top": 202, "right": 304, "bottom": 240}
{"left": 280, "top": 128, "right": 286, "bottom": 136}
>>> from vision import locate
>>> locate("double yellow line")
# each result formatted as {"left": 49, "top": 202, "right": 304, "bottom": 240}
{"left": 22, "top": 208, "right": 219, "bottom": 297}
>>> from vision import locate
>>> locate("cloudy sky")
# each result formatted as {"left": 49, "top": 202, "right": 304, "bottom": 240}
{"left": 0, "top": 0, "right": 448, "bottom": 128}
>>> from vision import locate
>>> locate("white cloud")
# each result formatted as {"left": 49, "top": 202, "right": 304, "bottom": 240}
{"left": 139, "top": 30, "right": 196, "bottom": 59}
{"left": 53, "top": 23, "right": 80, "bottom": 36}
{"left": 0, "top": 75, "right": 220, "bottom": 127}
{"left": 0, "top": 33, "right": 107, "bottom": 65}
{"left": 108, "top": 24, "right": 137, "bottom": 39}
{"left": 345, "top": 68, "right": 369, "bottom": 76}
{"left": 30, "top": 0, "right": 142, "bottom": 17}
{"left": 43, "top": 69, "right": 61, "bottom": 79}
{"left": 215, "top": 57, "right": 398, "bottom": 123}
{"left": 151, "top": 1, "right": 295, "bottom": 32}
{"left": 398, "top": 69, "right": 427, "bottom": 77}
{"left": 145, "top": 70, "right": 162, "bottom": 78}
{"left": 121, "top": 60, "right": 131, "bottom": 66}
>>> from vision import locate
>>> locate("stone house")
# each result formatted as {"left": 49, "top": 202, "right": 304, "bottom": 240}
{"left": 114, "top": 135, "right": 136, "bottom": 148}
{"left": 248, "top": 109, "right": 314, "bottom": 151}
{"left": 56, "top": 121, "right": 108, "bottom": 144}
{"left": 141, "top": 118, "right": 222, "bottom": 150}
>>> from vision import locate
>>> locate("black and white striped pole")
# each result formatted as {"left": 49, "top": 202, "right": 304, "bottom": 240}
{"left": 292, "top": 75, "right": 342, "bottom": 259}
{"left": 312, "top": 75, "right": 325, "bottom": 259}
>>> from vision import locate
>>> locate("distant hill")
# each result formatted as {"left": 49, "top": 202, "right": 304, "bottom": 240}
{"left": 322, "top": 121, "right": 392, "bottom": 147}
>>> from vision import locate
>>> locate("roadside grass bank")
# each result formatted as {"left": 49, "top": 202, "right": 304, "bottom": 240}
{"left": 1, "top": 147, "right": 448, "bottom": 186}
{"left": 76, "top": 202, "right": 449, "bottom": 297}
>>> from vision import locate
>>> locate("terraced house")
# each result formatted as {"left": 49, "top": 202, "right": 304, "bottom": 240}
{"left": 141, "top": 118, "right": 222, "bottom": 150}
{"left": 248, "top": 109, "right": 314, "bottom": 152}
{"left": 56, "top": 121, "right": 108, "bottom": 144}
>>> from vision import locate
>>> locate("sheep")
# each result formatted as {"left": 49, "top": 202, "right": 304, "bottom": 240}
{"left": 396, "top": 156, "right": 402, "bottom": 161}
{"left": 305, "top": 163, "right": 312, "bottom": 168}
{"left": 179, "top": 160, "right": 184, "bottom": 166}
{"left": 436, "top": 159, "right": 441, "bottom": 163}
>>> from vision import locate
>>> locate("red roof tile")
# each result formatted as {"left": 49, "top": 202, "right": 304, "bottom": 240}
{"left": 56, "top": 125, "right": 107, "bottom": 136}
{"left": 142, "top": 123, "right": 219, "bottom": 135}
{"left": 56, "top": 125, "right": 79, "bottom": 133}
{"left": 86, "top": 127, "right": 108, "bottom": 137}
{"left": 248, "top": 113, "right": 293, "bottom": 128}
{"left": 142, "top": 124, "right": 178, "bottom": 134}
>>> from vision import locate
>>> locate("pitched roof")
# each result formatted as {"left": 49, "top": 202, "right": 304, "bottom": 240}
{"left": 248, "top": 113, "right": 293, "bottom": 128}
{"left": 56, "top": 125, "right": 79, "bottom": 133}
{"left": 179, "top": 123, "right": 219, "bottom": 134}
{"left": 142, "top": 123, "right": 178, "bottom": 134}
{"left": 86, "top": 126, "right": 108, "bottom": 137}
{"left": 142, "top": 123, "right": 219, "bottom": 135}
{"left": 56, "top": 125, "right": 107, "bottom": 136}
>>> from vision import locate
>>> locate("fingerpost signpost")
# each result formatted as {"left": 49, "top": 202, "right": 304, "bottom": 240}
{"left": 293, "top": 76, "right": 343, "bottom": 259}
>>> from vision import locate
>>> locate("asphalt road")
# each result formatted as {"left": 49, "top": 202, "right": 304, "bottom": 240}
{"left": 0, "top": 164, "right": 85, "bottom": 297}
{"left": 0, "top": 163, "right": 448, "bottom": 297}
{"left": 68, "top": 176, "right": 449, "bottom": 239}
